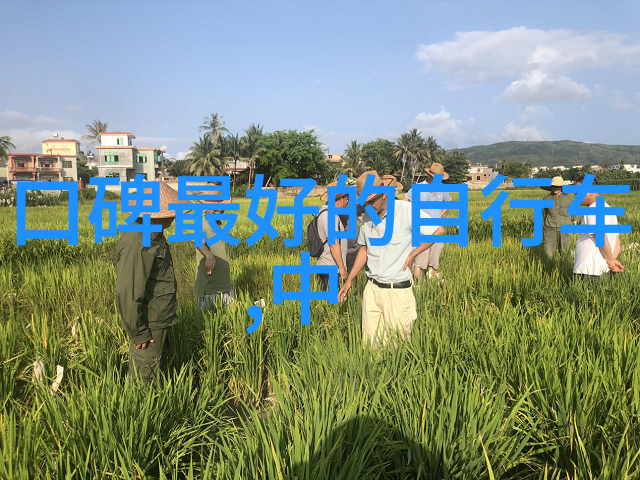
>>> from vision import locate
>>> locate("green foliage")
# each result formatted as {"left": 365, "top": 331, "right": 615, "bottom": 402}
{"left": 442, "top": 149, "right": 471, "bottom": 184}
{"left": 166, "top": 159, "right": 192, "bottom": 178}
{"left": 462, "top": 140, "right": 640, "bottom": 168}
{"left": 0, "top": 191, "right": 639, "bottom": 478}
{"left": 187, "top": 134, "right": 225, "bottom": 176}
{"left": 0, "top": 135, "right": 16, "bottom": 163}
{"left": 82, "top": 119, "right": 108, "bottom": 145}
{"left": 76, "top": 157, "right": 99, "bottom": 185}
{"left": 256, "top": 130, "right": 328, "bottom": 185}
{"left": 342, "top": 140, "right": 367, "bottom": 176}
{"left": 495, "top": 159, "right": 532, "bottom": 180}
{"left": 362, "top": 138, "right": 397, "bottom": 176}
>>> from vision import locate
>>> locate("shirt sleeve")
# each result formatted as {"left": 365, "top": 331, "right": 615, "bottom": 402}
{"left": 404, "top": 188, "right": 412, "bottom": 201}
{"left": 115, "top": 239, "right": 155, "bottom": 344}
{"left": 357, "top": 216, "right": 368, "bottom": 246}
{"left": 443, "top": 192, "right": 451, "bottom": 202}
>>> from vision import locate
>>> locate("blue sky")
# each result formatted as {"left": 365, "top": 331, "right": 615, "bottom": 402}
{"left": 1, "top": 0, "right": 639, "bottom": 158}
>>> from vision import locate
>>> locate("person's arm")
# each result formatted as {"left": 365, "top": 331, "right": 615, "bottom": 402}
{"left": 402, "top": 226, "right": 446, "bottom": 270}
{"left": 338, "top": 246, "right": 367, "bottom": 302}
{"left": 329, "top": 241, "right": 347, "bottom": 280}
{"left": 115, "top": 241, "right": 154, "bottom": 348}
{"left": 598, "top": 234, "right": 624, "bottom": 272}
{"left": 613, "top": 235, "right": 621, "bottom": 259}
{"left": 196, "top": 241, "right": 216, "bottom": 274}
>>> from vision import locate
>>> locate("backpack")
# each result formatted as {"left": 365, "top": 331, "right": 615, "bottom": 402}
{"left": 307, "top": 207, "right": 328, "bottom": 258}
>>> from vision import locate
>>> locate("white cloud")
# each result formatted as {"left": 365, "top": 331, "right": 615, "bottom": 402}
{"left": 503, "top": 71, "right": 590, "bottom": 102}
{"left": 491, "top": 121, "right": 548, "bottom": 142}
{"left": 0, "top": 110, "right": 83, "bottom": 153}
{"left": 410, "top": 107, "right": 461, "bottom": 137}
{"left": 609, "top": 90, "right": 633, "bottom": 110}
{"left": 176, "top": 151, "right": 188, "bottom": 160}
{"left": 416, "top": 27, "right": 640, "bottom": 102}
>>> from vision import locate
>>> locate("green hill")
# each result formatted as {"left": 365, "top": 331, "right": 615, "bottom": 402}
{"left": 459, "top": 141, "right": 640, "bottom": 168}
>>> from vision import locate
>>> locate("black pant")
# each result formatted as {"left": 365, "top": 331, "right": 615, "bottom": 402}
{"left": 316, "top": 274, "right": 329, "bottom": 291}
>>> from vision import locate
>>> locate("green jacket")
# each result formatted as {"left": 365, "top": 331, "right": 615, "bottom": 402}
{"left": 115, "top": 231, "right": 178, "bottom": 344}
{"left": 542, "top": 192, "right": 575, "bottom": 229}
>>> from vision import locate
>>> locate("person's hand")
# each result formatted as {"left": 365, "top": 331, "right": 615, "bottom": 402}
{"left": 402, "top": 255, "right": 415, "bottom": 271}
{"left": 205, "top": 252, "right": 216, "bottom": 274}
{"left": 338, "top": 279, "right": 352, "bottom": 302}
{"left": 339, "top": 267, "right": 348, "bottom": 281}
{"left": 135, "top": 339, "right": 154, "bottom": 350}
{"left": 607, "top": 259, "right": 624, "bottom": 273}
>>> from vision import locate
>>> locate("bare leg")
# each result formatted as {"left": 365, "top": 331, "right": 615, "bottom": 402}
{"left": 413, "top": 265, "right": 423, "bottom": 281}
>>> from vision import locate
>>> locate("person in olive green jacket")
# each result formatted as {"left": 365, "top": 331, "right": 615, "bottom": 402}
{"left": 194, "top": 198, "right": 234, "bottom": 311}
{"left": 115, "top": 182, "right": 183, "bottom": 385}
{"left": 541, "top": 176, "right": 575, "bottom": 257}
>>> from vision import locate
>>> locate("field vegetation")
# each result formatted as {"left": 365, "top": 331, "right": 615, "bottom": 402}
{"left": 0, "top": 189, "right": 638, "bottom": 479}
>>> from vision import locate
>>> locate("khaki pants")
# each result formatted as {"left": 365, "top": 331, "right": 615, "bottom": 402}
{"left": 361, "top": 281, "right": 417, "bottom": 346}
{"left": 413, "top": 243, "right": 445, "bottom": 270}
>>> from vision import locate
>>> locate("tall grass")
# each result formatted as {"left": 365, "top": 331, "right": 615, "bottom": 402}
{"left": 0, "top": 189, "right": 638, "bottom": 479}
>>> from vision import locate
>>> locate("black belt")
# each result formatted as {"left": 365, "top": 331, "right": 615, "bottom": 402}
{"left": 371, "top": 279, "right": 412, "bottom": 289}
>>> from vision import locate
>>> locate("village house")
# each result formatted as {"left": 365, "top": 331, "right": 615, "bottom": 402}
{"left": 96, "top": 132, "right": 164, "bottom": 181}
{"left": 7, "top": 136, "right": 79, "bottom": 182}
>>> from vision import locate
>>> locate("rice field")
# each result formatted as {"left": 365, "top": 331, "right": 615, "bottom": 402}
{"left": 0, "top": 188, "right": 639, "bottom": 479}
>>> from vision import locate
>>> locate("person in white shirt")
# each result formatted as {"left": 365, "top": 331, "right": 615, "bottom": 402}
{"left": 572, "top": 175, "right": 624, "bottom": 278}
{"left": 402, "top": 163, "right": 451, "bottom": 281}
{"left": 338, "top": 171, "right": 445, "bottom": 346}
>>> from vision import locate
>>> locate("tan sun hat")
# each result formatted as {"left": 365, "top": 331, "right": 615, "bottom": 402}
{"left": 320, "top": 177, "right": 357, "bottom": 202}
{"left": 541, "top": 176, "right": 564, "bottom": 191}
{"left": 127, "top": 181, "right": 190, "bottom": 219}
{"left": 424, "top": 162, "right": 449, "bottom": 180}
{"left": 356, "top": 170, "right": 398, "bottom": 204}
{"left": 381, "top": 174, "right": 403, "bottom": 193}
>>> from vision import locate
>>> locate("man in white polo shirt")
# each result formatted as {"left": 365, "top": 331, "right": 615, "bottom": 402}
{"left": 573, "top": 175, "right": 624, "bottom": 279}
{"left": 338, "top": 171, "right": 445, "bottom": 346}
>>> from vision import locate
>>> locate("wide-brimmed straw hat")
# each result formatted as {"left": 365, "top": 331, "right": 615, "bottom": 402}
{"left": 355, "top": 170, "right": 398, "bottom": 204}
{"left": 320, "top": 177, "right": 357, "bottom": 202}
{"left": 424, "top": 162, "right": 449, "bottom": 180}
{"left": 128, "top": 181, "right": 189, "bottom": 219}
{"left": 541, "top": 176, "right": 565, "bottom": 191}
{"left": 381, "top": 174, "right": 403, "bottom": 193}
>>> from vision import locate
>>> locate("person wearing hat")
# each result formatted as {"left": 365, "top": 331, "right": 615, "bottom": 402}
{"left": 338, "top": 171, "right": 445, "bottom": 346}
{"left": 316, "top": 180, "right": 351, "bottom": 290}
{"left": 402, "top": 163, "right": 451, "bottom": 281}
{"left": 194, "top": 198, "right": 235, "bottom": 310}
{"left": 541, "top": 176, "right": 575, "bottom": 257}
{"left": 114, "top": 182, "right": 182, "bottom": 385}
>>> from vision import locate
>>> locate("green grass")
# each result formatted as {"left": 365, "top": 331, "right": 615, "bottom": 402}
{"left": 0, "top": 189, "right": 639, "bottom": 479}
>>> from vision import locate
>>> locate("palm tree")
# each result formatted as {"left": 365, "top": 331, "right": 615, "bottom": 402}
{"left": 0, "top": 136, "right": 16, "bottom": 164}
{"left": 199, "top": 113, "right": 229, "bottom": 147}
{"left": 369, "top": 154, "right": 389, "bottom": 177}
{"left": 243, "top": 123, "right": 264, "bottom": 188}
{"left": 223, "top": 133, "right": 246, "bottom": 192}
{"left": 395, "top": 133, "right": 417, "bottom": 182}
{"left": 186, "top": 133, "right": 224, "bottom": 176}
{"left": 343, "top": 140, "right": 367, "bottom": 176}
{"left": 83, "top": 119, "right": 108, "bottom": 146}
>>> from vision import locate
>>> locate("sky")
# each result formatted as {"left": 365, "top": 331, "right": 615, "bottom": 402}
{"left": 1, "top": 0, "right": 639, "bottom": 159}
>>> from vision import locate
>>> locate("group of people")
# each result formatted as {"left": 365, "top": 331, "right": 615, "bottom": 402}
{"left": 114, "top": 167, "right": 625, "bottom": 384}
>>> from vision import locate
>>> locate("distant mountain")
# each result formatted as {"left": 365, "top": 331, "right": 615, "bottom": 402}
{"left": 458, "top": 141, "right": 640, "bottom": 168}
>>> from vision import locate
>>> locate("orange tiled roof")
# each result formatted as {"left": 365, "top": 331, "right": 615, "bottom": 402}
{"left": 138, "top": 147, "right": 166, "bottom": 152}
{"left": 99, "top": 132, "right": 134, "bottom": 136}
{"left": 42, "top": 139, "right": 79, "bottom": 143}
